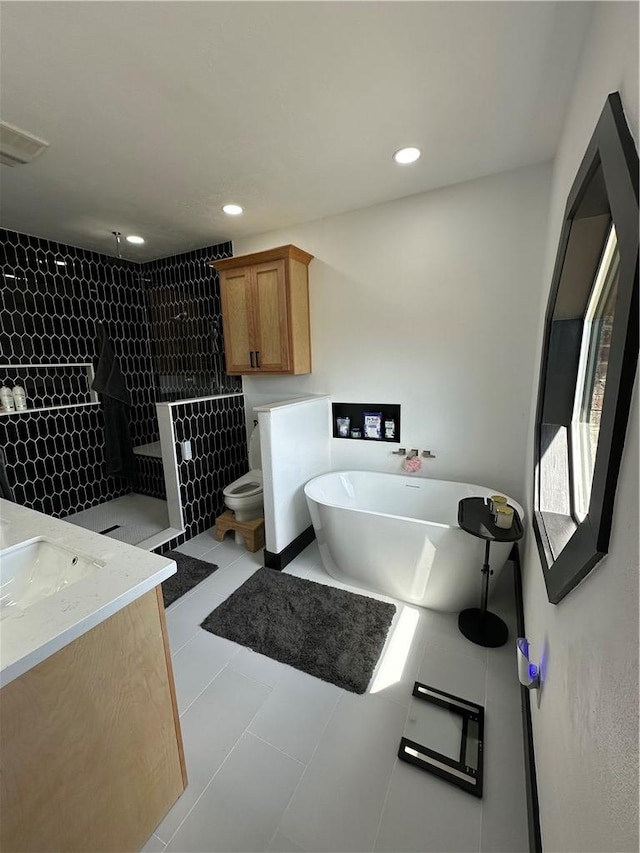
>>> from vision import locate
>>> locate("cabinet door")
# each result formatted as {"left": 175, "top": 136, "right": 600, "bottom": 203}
{"left": 252, "top": 260, "right": 290, "bottom": 371}
{"left": 219, "top": 267, "right": 255, "bottom": 373}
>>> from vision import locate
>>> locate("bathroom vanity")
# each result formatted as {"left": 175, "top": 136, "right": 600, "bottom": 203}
{"left": 0, "top": 500, "right": 186, "bottom": 852}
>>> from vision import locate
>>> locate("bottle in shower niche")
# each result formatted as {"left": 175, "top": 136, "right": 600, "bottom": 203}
{"left": 0, "top": 386, "right": 15, "bottom": 412}
{"left": 12, "top": 384, "right": 27, "bottom": 411}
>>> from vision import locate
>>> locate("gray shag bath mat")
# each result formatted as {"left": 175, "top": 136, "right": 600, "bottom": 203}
{"left": 200, "top": 567, "right": 396, "bottom": 694}
{"left": 162, "top": 551, "right": 219, "bottom": 608}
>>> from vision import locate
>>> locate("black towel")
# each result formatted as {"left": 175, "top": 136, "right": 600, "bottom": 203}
{"left": 92, "top": 326, "right": 135, "bottom": 479}
{"left": 0, "top": 447, "right": 15, "bottom": 502}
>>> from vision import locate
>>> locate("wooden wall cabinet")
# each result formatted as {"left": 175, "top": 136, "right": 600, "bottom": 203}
{"left": 210, "top": 245, "right": 313, "bottom": 375}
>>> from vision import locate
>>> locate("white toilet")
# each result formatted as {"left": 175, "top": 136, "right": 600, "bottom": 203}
{"left": 223, "top": 424, "right": 263, "bottom": 522}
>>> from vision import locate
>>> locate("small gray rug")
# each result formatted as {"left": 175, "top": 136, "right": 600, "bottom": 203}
{"left": 200, "top": 568, "right": 396, "bottom": 694}
{"left": 162, "top": 551, "right": 219, "bottom": 608}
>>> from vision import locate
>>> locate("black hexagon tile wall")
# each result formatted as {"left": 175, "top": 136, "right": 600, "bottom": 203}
{"left": 0, "top": 228, "right": 245, "bottom": 533}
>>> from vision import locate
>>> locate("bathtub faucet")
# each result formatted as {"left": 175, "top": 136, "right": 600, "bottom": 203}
{"left": 391, "top": 448, "right": 435, "bottom": 459}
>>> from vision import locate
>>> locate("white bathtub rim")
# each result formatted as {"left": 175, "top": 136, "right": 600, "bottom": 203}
{"left": 304, "top": 470, "right": 525, "bottom": 526}
{"left": 307, "top": 499, "right": 452, "bottom": 529}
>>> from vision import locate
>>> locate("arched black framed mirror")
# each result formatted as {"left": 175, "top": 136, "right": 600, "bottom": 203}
{"left": 533, "top": 92, "right": 638, "bottom": 605}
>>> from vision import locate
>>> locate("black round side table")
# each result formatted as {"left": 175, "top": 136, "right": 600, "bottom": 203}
{"left": 457, "top": 497, "right": 523, "bottom": 648}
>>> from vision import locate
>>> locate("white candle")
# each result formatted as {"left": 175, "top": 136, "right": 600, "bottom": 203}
{"left": 495, "top": 505, "right": 514, "bottom": 529}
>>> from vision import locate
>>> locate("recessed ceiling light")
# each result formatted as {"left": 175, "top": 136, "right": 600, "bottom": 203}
{"left": 393, "top": 146, "right": 421, "bottom": 164}
{"left": 4, "top": 273, "right": 16, "bottom": 279}
{"left": 222, "top": 203, "right": 243, "bottom": 216}
{"left": 54, "top": 260, "right": 66, "bottom": 266}
{"left": 126, "top": 235, "right": 145, "bottom": 244}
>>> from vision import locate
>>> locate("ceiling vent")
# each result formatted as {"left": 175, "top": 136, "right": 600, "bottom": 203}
{"left": 0, "top": 121, "right": 49, "bottom": 166}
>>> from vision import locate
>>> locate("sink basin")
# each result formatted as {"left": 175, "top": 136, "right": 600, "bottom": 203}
{"left": 0, "top": 537, "right": 105, "bottom": 619}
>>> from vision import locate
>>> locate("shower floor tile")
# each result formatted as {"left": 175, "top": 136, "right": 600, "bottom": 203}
{"left": 65, "top": 493, "right": 170, "bottom": 547}
{"left": 145, "top": 533, "right": 529, "bottom": 853}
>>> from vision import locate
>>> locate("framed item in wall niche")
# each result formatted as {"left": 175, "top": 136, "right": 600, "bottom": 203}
{"left": 532, "top": 92, "right": 638, "bottom": 604}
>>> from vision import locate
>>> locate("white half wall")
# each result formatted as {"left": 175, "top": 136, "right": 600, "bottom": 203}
{"left": 255, "top": 396, "right": 331, "bottom": 554}
{"left": 521, "top": 4, "right": 639, "bottom": 852}
{"left": 156, "top": 402, "right": 183, "bottom": 531}
{"left": 238, "top": 161, "right": 552, "bottom": 505}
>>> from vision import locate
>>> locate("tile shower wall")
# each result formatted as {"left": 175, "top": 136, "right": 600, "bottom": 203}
{"left": 143, "top": 242, "right": 242, "bottom": 402}
{"left": 159, "top": 395, "right": 248, "bottom": 551}
{"left": 0, "top": 229, "right": 157, "bottom": 516}
{"left": 134, "top": 455, "right": 166, "bottom": 501}
{"left": 2, "top": 407, "right": 122, "bottom": 516}
{"left": 136, "top": 239, "right": 240, "bottom": 498}
{"left": 1, "top": 229, "right": 245, "bottom": 534}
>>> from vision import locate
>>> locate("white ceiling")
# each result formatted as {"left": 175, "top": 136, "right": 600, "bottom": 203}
{"left": 0, "top": 1, "right": 592, "bottom": 262}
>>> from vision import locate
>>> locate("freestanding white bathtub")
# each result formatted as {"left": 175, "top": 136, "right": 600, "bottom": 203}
{"left": 304, "top": 471, "right": 524, "bottom": 613}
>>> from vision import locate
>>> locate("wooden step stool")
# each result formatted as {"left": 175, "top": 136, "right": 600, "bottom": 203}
{"left": 214, "top": 510, "right": 265, "bottom": 553}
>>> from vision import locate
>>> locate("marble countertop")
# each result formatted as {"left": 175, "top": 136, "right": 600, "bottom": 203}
{"left": 0, "top": 499, "right": 176, "bottom": 688}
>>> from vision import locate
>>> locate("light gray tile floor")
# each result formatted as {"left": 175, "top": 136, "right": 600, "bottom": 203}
{"left": 65, "top": 492, "right": 170, "bottom": 545}
{"left": 144, "top": 531, "right": 529, "bottom": 852}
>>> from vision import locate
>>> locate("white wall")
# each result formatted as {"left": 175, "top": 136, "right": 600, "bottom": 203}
{"left": 255, "top": 396, "right": 331, "bottom": 553}
{"left": 521, "top": 3, "right": 639, "bottom": 852}
{"left": 238, "top": 161, "right": 552, "bottom": 506}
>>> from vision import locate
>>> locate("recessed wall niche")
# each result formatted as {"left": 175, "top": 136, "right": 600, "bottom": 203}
{"left": 332, "top": 402, "right": 401, "bottom": 442}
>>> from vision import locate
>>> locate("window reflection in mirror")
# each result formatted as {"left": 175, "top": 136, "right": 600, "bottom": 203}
{"left": 533, "top": 92, "right": 638, "bottom": 604}
{"left": 537, "top": 161, "right": 614, "bottom": 558}
{"left": 571, "top": 225, "right": 619, "bottom": 520}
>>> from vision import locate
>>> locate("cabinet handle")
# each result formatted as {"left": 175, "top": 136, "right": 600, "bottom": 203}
{"left": 250, "top": 351, "right": 255, "bottom": 368}
{"left": 255, "top": 351, "right": 260, "bottom": 368}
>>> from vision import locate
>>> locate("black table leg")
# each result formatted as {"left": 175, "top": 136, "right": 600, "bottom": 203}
{"left": 458, "top": 539, "right": 509, "bottom": 648}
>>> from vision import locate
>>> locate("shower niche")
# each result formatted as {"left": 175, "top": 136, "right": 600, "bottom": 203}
{"left": 0, "top": 363, "right": 98, "bottom": 414}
